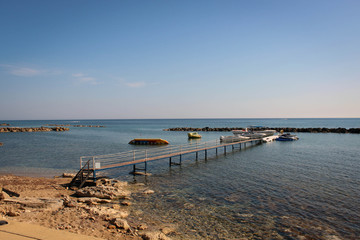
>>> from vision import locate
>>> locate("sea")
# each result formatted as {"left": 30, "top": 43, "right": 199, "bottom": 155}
{"left": 0, "top": 118, "right": 359, "bottom": 239}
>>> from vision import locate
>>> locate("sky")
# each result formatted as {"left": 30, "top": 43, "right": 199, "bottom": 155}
{"left": 0, "top": 0, "right": 359, "bottom": 120}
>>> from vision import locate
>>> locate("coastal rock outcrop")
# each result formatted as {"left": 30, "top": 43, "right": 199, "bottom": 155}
{"left": 4, "top": 197, "right": 64, "bottom": 211}
{"left": 75, "top": 185, "right": 130, "bottom": 199}
{"left": 0, "top": 127, "right": 69, "bottom": 133}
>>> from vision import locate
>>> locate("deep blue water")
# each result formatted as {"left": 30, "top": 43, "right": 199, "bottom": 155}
{"left": 0, "top": 118, "right": 359, "bottom": 239}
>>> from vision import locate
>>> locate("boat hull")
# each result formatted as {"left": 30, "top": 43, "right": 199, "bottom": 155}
{"left": 220, "top": 135, "right": 250, "bottom": 143}
{"left": 188, "top": 132, "right": 202, "bottom": 138}
{"left": 129, "top": 139, "right": 169, "bottom": 145}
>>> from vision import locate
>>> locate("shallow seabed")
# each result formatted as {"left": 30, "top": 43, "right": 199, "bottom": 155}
{"left": 126, "top": 133, "right": 359, "bottom": 239}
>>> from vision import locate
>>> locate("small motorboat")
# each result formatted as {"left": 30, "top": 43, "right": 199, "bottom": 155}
{"left": 129, "top": 138, "right": 169, "bottom": 145}
{"left": 188, "top": 132, "right": 202, "bottom": 139}
{"left": 233, "top": 126, "right": 277, "bottom": 137}
{"left": 232, "top": 130, "right": 266, "bottom": 139}
{"left": 275, "top": 133, "right": 299, "bottom": 141}
{"left": 220, "top": 135, "right": 250, "bottom": 143}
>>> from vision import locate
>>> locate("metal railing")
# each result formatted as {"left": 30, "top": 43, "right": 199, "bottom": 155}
{"left": 79, "top": 138, "right": 255, "bottom": 171}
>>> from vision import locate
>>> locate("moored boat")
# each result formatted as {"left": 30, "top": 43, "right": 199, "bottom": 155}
{"left": 188, "top": 132, "right": 202, "bottom": 138}
{"left": 220, "top": 135, "right": 250, "bottom": 143}
{"left": 129, "top": 138, "right": 169, "bottom": 145}
{"left": 275, "top": 133, "right": 299, "bottom": 141}
{"left": 232, "top": 130, "right": 266, "bottom": 139}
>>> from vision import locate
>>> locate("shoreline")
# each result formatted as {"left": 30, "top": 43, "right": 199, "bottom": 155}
{"left": 0, "top": 174, "right": 176, "bottom": 240}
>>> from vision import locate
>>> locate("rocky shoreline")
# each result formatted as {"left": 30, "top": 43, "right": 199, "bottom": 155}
{"left": 164, "top": 127, "right": 360, "bottom": 134}
{"left": 0, "top": 174, "right": 175, "bottom": 240}
{"left": 0, "top": 127, "right": 69, "bottom": 133}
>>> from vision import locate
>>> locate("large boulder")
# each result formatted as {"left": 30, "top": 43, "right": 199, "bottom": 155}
{"left": 75, "top": 185, "right": 130, "bottom": 199}
{"left": 111, "top": 218, "right": 130, "bottom": 231}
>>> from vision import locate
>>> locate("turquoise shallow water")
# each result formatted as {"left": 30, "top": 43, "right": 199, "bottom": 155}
{"left": 0, "top": 118, "right": 359, "bottom": 239}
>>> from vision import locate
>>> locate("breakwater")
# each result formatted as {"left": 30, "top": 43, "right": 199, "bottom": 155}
{"left": 0, "top": 127, "right": 69, "bottom": 133}
{"left": 164, "top": 127, "right": 360, "bottom": 134}
{"left": 44, "top": 124, "right": 105, "bottom": 128}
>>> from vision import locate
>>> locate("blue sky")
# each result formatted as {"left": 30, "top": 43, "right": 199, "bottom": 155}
{"left": 1, "top": 0, "right": 359, "bottom": 120}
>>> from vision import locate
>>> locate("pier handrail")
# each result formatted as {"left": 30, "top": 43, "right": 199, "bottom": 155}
{"left": 79, "top": 138, "right": 257, "bottom": 171}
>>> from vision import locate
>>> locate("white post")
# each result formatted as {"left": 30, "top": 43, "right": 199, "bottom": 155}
{"left": 80, "top": 157, "right": 82, "bottom": 168}
{"left": 133, "top": 150, "right": 135, "bottom": 161}
{"left": 92, "top": 156, "right": 95, "bottom": 169}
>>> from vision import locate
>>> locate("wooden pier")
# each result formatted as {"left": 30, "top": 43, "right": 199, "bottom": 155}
{"left": 70, "top": 138, "right": 262, "bottom": 187}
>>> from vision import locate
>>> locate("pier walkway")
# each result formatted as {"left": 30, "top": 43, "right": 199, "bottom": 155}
{"left": 75, "top": 138, "right": 262, "bottom": 183}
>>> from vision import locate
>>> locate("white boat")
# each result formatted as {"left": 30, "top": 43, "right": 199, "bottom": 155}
{"left": 256, "top": 129, "right": 276, "bottom": 137}
{"left": 220, "top": 135, "right": 250, "bottom": 143}
{"left": 262, "top": 135, "right": 280, "bottom": 143}
{"left": 232, "top": 130, "right": 266, "bottom": 139}
{"left": 232, "top": 127, "right": 276, "bottom": 139}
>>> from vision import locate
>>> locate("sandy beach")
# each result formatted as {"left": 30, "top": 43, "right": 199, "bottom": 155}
{"left": 0, "top": 174, "right": 174, "bottom": 240}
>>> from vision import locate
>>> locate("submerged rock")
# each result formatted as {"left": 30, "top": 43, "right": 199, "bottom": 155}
{"left": 143, "top": 190, "right": 155, "bottom": 195}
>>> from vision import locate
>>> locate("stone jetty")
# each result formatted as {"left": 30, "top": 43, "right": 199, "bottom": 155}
{"left": 164, "top": 127, "right": 360, "bottom": 134}
{"left": 0, "top": 127, "right": 69, "bottom": 133}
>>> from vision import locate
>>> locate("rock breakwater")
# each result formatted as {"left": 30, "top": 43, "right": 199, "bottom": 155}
{"left": 164, "top": 127, "right": 360, "bottom": 134}
{"left": 0, "top": 127, "right": 69, "bottom": 133}
{"left": 44, "top": 124, "right": 105, "bottom": 128}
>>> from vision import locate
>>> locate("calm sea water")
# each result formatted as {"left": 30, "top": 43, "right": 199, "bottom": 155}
{"left": 0, "top": 118, "right": 359, "bottom": 239}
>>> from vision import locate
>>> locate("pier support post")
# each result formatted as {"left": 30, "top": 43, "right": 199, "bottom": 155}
{"left": 196, "top": 151, "right": 198, "bottom": 160}
{"left": 205, "top": 150, "right": 207, "bottom": 160}
{"left": 169, "top": 157, "right": 172, "bottom": 167}
{"left": 216, "top": 148, "right": 218, "bottom": 156}
{"left": 224, "top": 146, "right": 226, "bottom": 155}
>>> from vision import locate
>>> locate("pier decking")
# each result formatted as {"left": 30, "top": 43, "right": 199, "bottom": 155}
{"left": 71, "top": 138, "right": 262, "bottom": 187}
